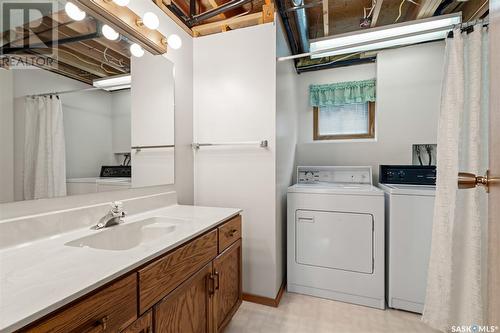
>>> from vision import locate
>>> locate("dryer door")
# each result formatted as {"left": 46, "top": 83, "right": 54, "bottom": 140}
{"left": 296, "top": 210, "right": 373, "bottom": 274}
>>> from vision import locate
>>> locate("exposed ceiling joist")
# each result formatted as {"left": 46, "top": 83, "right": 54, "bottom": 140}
{"left": 192, "top": 11, "right": 262, "bottom": 35}
{"left": 11, "top": 54, "right": 98, "bottom": 84}
{"left": 27, "top": 47, "right": 114, "bottom": 78}
{"left": 322, "top": 0, "right": 329, "bottom": 36}
{"left": 370, "top": 0, "right": 384, "bottom": 27}
{"left": 59, "top": 44, "right": 129, "bottom": 73}
{"left": 208, "top": 0, "right": 228, "bottom": 19}
{"left": 30, "top": 18, "right": 130, "bottom": 73}
{"left": 154, "top": 0, "right": 194, "bottom": 35}
{"left": 461, "top": 0, "right": 489, "bottom": 21}
{"left": 416, "top": 0, "right": 442, "bottom": 19}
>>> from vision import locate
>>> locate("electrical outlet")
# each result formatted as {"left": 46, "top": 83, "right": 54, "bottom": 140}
{"left": 412, "top": 144, "right": 437, "bottom": 166}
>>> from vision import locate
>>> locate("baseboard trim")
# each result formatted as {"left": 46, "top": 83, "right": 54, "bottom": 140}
{"left": 242, "top": 280, "right": 286, "bottom": 308}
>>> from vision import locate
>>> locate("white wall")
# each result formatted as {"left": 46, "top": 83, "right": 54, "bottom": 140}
{"left": 131, "top": 52, "right": 175, "bottom": 187}
{"left": 1, "top": 0, "right": 194, "bottom": 219}
{"left": 275, "top": 20, "right": 298, "bottom": 291}
{"left": 194, "top": 23, "right": 279, "bottom": 298}
{"left": 111, "top": 90, "right": 131, "bottom": 154}
{"left": 0, "top": 70, "right": 14, "bottom": 203}
{"left": 12, "top": 69, "right": 115, "bottom": 200}
{"left": 128, "top": 0, "right": 194, "bottom": 204}
{"left": 296, "top": 41, "right": 445, "bottom": 183}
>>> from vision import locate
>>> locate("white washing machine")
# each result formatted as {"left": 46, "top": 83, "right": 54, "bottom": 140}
{"left": 379, "top": 165, "right": 436, "bottom": 313}
{"left": 287, "top": 166, "right": 385, "bottom": 309}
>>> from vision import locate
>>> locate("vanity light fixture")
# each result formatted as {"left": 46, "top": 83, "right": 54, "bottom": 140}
{"left": 309, "top": 12, "right": 461, "bottom": 58}
{"left": 130, "top": 43, "right": 145, "bottom": 57}
{"left": 93, "top": 74, "right": 131, "bottom": 91}
{"left": 111, "top": 0, "right": 130, "bottom": 6}
{"left": 65, "top": 2, "right": 86, "bottom": 21}
{"left": 166, "top": 34, "right": 182, "bottom": 50}
{"left": 102, "top": 24, "right": 119, "bottom": 40}
{"left": 136, "top": 12, "right": 160, "bottom": 30}
{"left": 72, "top": 0, "right": 167, "bottom": 54}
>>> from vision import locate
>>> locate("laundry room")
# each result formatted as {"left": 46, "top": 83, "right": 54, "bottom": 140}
{"left": 293, "top": 42, "right": 443, "bottom": 182}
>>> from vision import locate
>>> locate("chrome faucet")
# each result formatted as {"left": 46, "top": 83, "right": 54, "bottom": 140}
{"left": 95, "top": 201, "right": 126, "bottom": 230}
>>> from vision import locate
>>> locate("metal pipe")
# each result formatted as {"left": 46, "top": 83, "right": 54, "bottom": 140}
{"left": 167, "top": 3, "right": 191, "bottom": 25}
{"left": 27, "top": 87, "right": 101, "bottom": 98}
{"left": 190, "top": 0, "right": 196, "bottom": 17}
{"left": 291, "top": 0, "right": 310, "bottom": 53}
{"left": 297, "top": 57, "right": 376, "bottom": 73}
{"left": 285, "top": 1, "right": 322, "bottom": 12}
{"left": 132, "top": 144, "right": 175, "bottom": 152}
{"left": 1, "top": 31, "right": 101, "bottom": 54}
{"left": 276, "top": 0, "right": 299, "bottom": 55}
{"left": 187, "top": 0, "right": 253, "bottom": 26}
{"left": 192, "top": 140, "right": 268, "bottom": 149}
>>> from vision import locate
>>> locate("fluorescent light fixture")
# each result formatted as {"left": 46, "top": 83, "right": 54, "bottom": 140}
{"left": 310, "top": 12, "right": 461, "bottom": 59}
{"left": 93, "top": 74, "right": 131, "bottom": 91}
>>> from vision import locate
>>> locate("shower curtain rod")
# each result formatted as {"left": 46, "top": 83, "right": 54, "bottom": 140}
{"left": 27, "top": 87, "right": 101, "bottom": 98}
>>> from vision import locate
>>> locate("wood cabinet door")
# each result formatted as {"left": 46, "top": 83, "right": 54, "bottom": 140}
{"left": 121, "top": 311, "right": 152, "bottom": 333}
{"left": 213, "top": 239, "right": 242, "bottom": 332}
{"left": 154, "top": 262, "right": 214, "bottom": 333}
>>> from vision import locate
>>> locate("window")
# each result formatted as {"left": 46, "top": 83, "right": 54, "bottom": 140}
{"left": 313, "top": 102, "right": 375, "bottom": 140}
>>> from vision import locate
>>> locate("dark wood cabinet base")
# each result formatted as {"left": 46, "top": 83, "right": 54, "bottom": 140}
{"left": 20, "top": 215, "right": 243, "bottom": 333}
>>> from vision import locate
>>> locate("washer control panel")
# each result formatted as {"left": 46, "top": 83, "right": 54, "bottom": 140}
{"left": 297, "top": 166, "right": 372, "bottom": 185}
{"left": 380, "top": 165, "right": 436, "bottom": 185}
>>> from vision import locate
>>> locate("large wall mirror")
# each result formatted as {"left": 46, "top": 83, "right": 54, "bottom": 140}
{"left": 0, "top": 0, "right": 175, "bottom": 204}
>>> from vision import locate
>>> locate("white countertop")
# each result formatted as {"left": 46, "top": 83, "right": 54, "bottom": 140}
{"left": 0, "top": 205, "right": 241, "bottom": 333}
{"left": 66, "top": 177, "right": 131, "bottom": 184}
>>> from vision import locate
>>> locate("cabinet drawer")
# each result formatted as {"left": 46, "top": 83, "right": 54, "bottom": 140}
{"left": 218, "top": 216, "right": 241, "bottom": 253}
{"left": 26, "top": 275, "right": 137, "bottom": 333}
{"left": 138, "top": 230, "right": 218, "bottom": 313}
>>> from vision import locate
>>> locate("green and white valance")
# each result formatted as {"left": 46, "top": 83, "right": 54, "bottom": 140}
{"left": 309, "top": 79, "right": 376, "bottom": 107}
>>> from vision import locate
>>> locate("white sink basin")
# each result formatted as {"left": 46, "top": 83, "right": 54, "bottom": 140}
{"left": 65, "top": 217, "right": 180, "bottom": 251}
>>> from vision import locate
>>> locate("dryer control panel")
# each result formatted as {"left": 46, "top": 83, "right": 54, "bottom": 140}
{"left": 297, "top": 166, "right": 373, "bottom": 185}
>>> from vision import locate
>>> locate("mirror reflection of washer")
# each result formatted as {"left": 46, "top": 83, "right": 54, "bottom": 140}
{"left": 287, "top": 166, "right": 385, "bottom": 309}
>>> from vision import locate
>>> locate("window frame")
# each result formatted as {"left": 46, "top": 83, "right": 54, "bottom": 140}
{"left": 313, "top": 101, "right": 376, "bottom": 141}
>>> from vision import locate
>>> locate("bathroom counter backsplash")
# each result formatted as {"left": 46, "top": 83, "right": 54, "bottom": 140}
{"left": 0, "top": 191, "right": 178, "bottom": 249}
{"left": 0, "top": 203, "right": 241, "bottom": 333}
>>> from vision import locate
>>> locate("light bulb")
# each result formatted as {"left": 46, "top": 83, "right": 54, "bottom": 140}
{"left": 130, "top": 43, "right": 145, "bottom": 57}
{"left": 102, "top": 24, "right": 119, "bottom": 40}
{"left": 142, "top": 12, "right": 159, "bottom": 30}
{"left": 167, "top": 34, "right": 182, "bottom": 50}
{"left": 65, "top": 2, "right": 86, "bottom": 21}
{"left": 112, "top": 0, "right": 130, "bottom": 6}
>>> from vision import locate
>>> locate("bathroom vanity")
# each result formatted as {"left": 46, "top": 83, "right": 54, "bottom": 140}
{"left": 0, "top": 205, "right": 242, "bottom": 333}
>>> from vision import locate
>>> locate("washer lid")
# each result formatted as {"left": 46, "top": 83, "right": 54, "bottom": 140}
{"left": 378, "top": 183, "right": 436, "bottom": 196}
{"left": 288, "top": 183, "right": 383, "bottom": 196}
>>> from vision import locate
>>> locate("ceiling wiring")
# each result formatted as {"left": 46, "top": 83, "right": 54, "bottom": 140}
{"left": 395, "top": 0, "right": 419, "bottom": 23}
{"left": 364, "top": 0, "right": 377, "bottom": 20}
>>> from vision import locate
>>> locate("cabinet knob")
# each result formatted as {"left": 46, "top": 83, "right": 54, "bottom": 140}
{"left": 208, "top": 274, "right": 216, "bottom": 296}
{"left": 214, "top": 271, "right": 220, "bottom": 291}
{"left": 227, "top": 229, "right": 238, "bottom": 237}
{"left": 80, "top": 316, "right": 108, "bottom": 333}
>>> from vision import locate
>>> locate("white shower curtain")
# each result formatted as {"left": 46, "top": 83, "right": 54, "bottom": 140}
{"left": 423, "top": 26, "right": 489, "bottom": 332}
{"left": 24, "top": 95, "right": 67, "bottom": 200}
